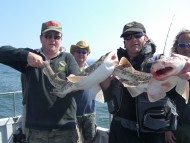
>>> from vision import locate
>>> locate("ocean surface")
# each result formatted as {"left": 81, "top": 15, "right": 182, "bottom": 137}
{"left": 0, "top": 62, "right": 110, "bottom": 128}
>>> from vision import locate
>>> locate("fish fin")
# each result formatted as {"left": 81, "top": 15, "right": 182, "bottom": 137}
{"left": 119, "top": 57, "right": 132, "bottom": 66}
{"left": 147, "top": 79, "right": 167, "bottom": 102}
{"left": 51, "top": 90, "right": 67, "bottom": 98}
{"left": 148, "top": 92, "right": 166, "bottom": 102}
{"left": 127, "top": 87, "right": 143, "bottom": 97}
{"left": 120, "top": 80, "right": 136, "bottom": 87}
{"left": 67, "top": 75, "right": 86, "bottom": 83}
{"left": 89, "top": 84, "right": 105, "bottom": 103}
{"left": 175, "top": 79, "right": 189, "bottom": 104}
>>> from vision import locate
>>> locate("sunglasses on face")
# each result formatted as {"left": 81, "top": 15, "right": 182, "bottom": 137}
{"left": 178, "top": 43, "right": 190, "bottom": 48}
{"left": 44, "top": 34, "right": 61, "bottom": 40}
{"left": 123, "top": 32, "right": 144, "bottom": 40}
{"left": 75, "top": 49, "right": 87, "bottom": 54}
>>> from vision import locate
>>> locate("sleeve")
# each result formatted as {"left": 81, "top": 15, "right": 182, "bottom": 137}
{"left": 166, "top": 86, "right": 189, "bottom": 121}
{"left": 66, "top": 53, "right": 81, "bottom": 76}
{"left": 167, "top": 87, "right": 190, "bottom": 123}
{"left": 101, "top": 79, "right": 119, "bottom": 102}
{"left": 0, "top": 46, "right": 29, "bottom": 72}
{"left": 102, "top": 85, "right": 113, "bottom": 102}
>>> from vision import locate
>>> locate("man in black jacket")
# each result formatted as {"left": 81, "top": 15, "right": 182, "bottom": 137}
{"left": 100, "top": 21, "right": 170, "bottom": 143}
{"left": 0, "top": 20, "right": 81, "bottom": 143}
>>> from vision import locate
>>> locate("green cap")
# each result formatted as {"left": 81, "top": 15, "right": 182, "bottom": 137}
{"left": 120, "top": 21, "right": 146, "bottom": 37}
{"left": 41, "top": 20, "right": 62, "bottom": 34}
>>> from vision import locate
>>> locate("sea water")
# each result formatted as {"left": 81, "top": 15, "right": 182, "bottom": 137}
{"left": 0, "top": 63, "right": 110, "bottom": 128}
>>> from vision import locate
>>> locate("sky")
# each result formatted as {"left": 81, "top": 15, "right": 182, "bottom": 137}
{"left": 1, "top": 0, "right": 190, "bottom": 60}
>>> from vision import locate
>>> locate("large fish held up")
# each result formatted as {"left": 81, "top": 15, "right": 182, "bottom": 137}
{"left": 42, "top": 51, "right": 118, "bottom": 102}
{"left": 113, "top": 56, "right": 189, "bottom": 103}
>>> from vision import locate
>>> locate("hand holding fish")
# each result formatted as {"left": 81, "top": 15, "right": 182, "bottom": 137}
{"left": 100, "top": 75, "right": 115, "bottom": 90}
{"left": 172, "top": 53, "right": 190, "bottom": 80}
{"left": 27, "top": 52, "right": 44, "bottom": 68}
{"left": 165, "top": 131, "right": 176, "bottom": 143}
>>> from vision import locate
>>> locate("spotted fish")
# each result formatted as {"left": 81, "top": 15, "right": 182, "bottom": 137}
{"left": 43, "top": 51, "right": 118, "bottom": 102}
{"left": 113, "top": 56, "right": 189, "bottom": 103}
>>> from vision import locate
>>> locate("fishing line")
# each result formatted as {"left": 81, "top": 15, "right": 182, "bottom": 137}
{"left": 163, "top": 15, "right": 175, "bottom": 55}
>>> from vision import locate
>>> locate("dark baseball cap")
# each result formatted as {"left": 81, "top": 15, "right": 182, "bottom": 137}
{"left": 41, "top": 20, "right": 62, "bottom": 34}
{"left": 120, "top": 21, "right": 146, "bottom": 37}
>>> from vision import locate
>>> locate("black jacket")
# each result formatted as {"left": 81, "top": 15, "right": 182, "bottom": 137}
{"left": 0, "top": 46, "right": 81, "bottom": 130}
{"left": 103, "top": 40, "right": 156, "bottom": 121}
{"left": 167, "top": 82, "right": 190, "bottom": 124}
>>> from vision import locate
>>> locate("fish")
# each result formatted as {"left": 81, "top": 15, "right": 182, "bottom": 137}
{"left": 42, "top": 51, "right": 119, "bottom": 101}
{"left": 113, "top": 56, "right": 189, "bottom": 103}
{"left": 149, "top": 56, "right": 189, "bottom": 103}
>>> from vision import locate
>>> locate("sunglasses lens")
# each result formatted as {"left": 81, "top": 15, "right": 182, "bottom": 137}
{"left": 123, "top": 32, "right": 144, "bottom": 40}
{"left": 54, "top": 35, "right": 61, "bottom": 40}
{"left": 44, "top": 34, "right": 52, "bottom": 39}
{"left": 76, "top": 49, "right": 87, "bottom": 54}
{"left": 44, "top": 34, "right": 61, "bottom": 40}
{"left": 123, "top": 35, "right": 132, "bottom": 40}
{"left": 178, "top": 43, "right": 187, "bottom": 48}
{"left": 82, "top": 51, "right": 87, "bottom": 54}
{"left": 134, "top": 32, "right": 144, "bottom": 38}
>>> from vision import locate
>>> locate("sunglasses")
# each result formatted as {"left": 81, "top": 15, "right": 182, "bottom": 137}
{"left": 123, "top": 32, "right": 144, "bottom": 40}
{"left": 75, "top": 49, "right": 87, "bottom": 54}
{"left": 178, "top": 43, "right": 190, "bottom": 48}
{"left": 44, "top": 34, "right": 61, "bottom": 40}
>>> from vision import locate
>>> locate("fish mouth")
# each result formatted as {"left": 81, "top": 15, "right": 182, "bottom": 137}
{"left": 151, "top": 67, "right": 173, "bottom": 81}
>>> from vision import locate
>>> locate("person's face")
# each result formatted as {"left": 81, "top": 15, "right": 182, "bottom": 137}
{"left": 177, "top": 33, "right": 190, "bottom": 57}
{"left": 40, "top": 30, "right": 62, "bottom": 55}
{"left": 73, "top": 48, "right": 88, "bottom": 65}
{"left": 123, "top": 32, "right": 148, "bottom": 56}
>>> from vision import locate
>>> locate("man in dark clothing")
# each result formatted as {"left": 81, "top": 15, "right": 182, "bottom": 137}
{"left": 0, "top": 20, "right": 81, "bottom": 143}
{"left": 100, "top": 21, "right": 170, "bottom": 143}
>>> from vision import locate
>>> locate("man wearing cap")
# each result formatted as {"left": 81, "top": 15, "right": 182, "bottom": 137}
{"left": 0, "top": 20, "right": 81, "bottom": 143}
{"left": 70, "top": 40, "right": 97, "bottom": 143}
{"left": 100, "top": 21, "right": 171, "bottom": 143}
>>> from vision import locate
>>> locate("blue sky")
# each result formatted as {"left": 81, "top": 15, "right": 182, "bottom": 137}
{"left": 1, "top": 0, "right": 190, "bottom": 60}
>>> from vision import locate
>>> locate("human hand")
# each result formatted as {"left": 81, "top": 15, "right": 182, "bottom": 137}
{"left": 100, "top": 75, "right": 115, "bottom": 90}
{"left": 165, "top": 131, "right": 176, "bottom": 143}
{"left": 27, "top": 52, "right": 44, "bottom": 68}
{"left": 172, "top": 53, "right": 190, "bottom": 80}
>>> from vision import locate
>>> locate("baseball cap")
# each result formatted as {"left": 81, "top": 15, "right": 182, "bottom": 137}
{"left": 70, "top": 40, "right": 91, "bottom": 55}
{"left": 41, "top": 20, "right": 62, "bottom": 34}
{"left": 120, "top": 21, "right": 146, "bottom": 37}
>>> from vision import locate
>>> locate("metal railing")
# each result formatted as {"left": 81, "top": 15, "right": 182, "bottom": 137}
{"left": 0, "top": 90, "right": 112, "bottom": 128}
{"left": 0, "top": 91, "right": 22, "bottom": 117}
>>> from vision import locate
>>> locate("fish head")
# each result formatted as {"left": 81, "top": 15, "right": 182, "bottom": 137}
{"left": 150, "top": 56, "right": 186, "bottom": 81}
{"left": 103, "top": 51, "right": 119, "bottom": 67}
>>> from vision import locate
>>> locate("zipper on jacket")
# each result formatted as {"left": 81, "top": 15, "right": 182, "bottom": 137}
{"left": 135, "top": 96, "right": 140, "bottom": 136}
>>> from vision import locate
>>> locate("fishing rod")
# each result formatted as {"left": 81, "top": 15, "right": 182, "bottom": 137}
{"left": 162, "top": 15, "right": 175, "bottom": 55}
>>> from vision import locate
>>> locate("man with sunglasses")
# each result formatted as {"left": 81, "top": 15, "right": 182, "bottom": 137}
{"left": 165, "top": 29, "right": 190, "bottom": 143}
{"left": 70, "top": 41, "right": 97, "bottom": 143}
{"left": 0, "top": 20, "right": 82, "bottom": 143}
{"left": 100, "top": 21, "right": 169, "bottom": 143}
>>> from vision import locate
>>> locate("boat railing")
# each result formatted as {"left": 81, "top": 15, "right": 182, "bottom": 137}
{"left": 0, "top": 91, "right": 22, "bottom": 117}
{"left": 0, "top": 91, "right": 112, "bottom": 128}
